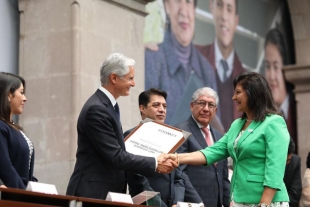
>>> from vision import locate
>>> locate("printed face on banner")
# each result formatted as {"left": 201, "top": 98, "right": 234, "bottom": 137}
{"left": 264, "top": 43, "right": 287, "bottom": 107}
{"left": 210, "top": 0, "right": 239, "bottom": 49}
{"left": 165, "top": 0, "right": 195, "bottom": 47}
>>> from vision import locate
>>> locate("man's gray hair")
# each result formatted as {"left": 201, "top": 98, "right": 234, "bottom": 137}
{"left": 191, "top": 87, "right": 219, "bottom": 105}
{"left": 100, "top": 53, "right": 135, "bottom": 85}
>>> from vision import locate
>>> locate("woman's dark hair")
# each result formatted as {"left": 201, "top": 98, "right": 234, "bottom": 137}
{"left": 264, "top": 28, "right": 294, "bottom": 92}
{"left": 0, "top": 72, "right": 25, "bottom": 130}
{"left": 233, "top": 72, "right": 280, "bottom": 121}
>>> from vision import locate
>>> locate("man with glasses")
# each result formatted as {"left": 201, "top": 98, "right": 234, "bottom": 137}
{"left": 175, "top": 87, "right": 230, "bottom": 207}
{"left": 124, "top": 88, "right": 202, "bottom": 207}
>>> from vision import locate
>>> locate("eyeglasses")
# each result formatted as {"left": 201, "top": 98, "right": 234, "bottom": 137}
{"left": 194, "top": 100, "right": 216, "bottom": 110}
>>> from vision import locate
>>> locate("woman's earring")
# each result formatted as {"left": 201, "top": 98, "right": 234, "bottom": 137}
{"left": 8, "top": 97, "right": 10, "bottom": 102}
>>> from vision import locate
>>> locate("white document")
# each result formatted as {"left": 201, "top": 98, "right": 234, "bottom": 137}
{"left": 177, "top": 202, "right": 200, "bottom": 207}
{"left": 125, "top": 120, "right": 190, "bottom": 157}
{"left": 105, "top": 192, "right": 133, "bottom": 204}
{"left": 26, "top": 181, "right": 58, "bottom": 195}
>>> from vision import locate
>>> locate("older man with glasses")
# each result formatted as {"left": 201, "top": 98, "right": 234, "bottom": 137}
{"left": 175, "top": 87, "right": 230, "bottom": 207}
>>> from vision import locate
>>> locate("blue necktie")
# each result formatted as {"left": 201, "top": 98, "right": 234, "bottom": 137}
{"left": 114, "top": 102, "right": 120, "bottom": 122}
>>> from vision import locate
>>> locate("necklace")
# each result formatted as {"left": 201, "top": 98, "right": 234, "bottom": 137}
{"left": 246, "top": 119, "right": 253, "bottom": 122}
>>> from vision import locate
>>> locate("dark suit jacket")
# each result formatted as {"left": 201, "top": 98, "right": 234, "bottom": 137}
{"left": 286, "top": 93, "right": 298, "bottom": 153}
{"left": 0, "top": 120, "right": 36, "bottom": 189}
{"left": 124, "top": 127, "right": 185, "bottom": 207}
{"left": 196, "top": 43, "right": 246, "bottom": 131}
{"left": 66, "top": 90, "right": 156, "bottom": 199}
{"left": 284, "top": 154, "right": 302, "bottom": 207}
{"left": 175, "top": 116, "right": 230, "bottom": 207}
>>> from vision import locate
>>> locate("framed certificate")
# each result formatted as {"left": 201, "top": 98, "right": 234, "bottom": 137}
{"left": 124, "top": 118, "right": 191, "bottom": 157}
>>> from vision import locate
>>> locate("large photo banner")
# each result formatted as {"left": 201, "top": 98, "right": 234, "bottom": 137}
{"left": 144, "top": 0, "right": 297, "bottom": 150}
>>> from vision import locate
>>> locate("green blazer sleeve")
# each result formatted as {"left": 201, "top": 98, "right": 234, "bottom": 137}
{"left": 264, "top": 115, "right": 290, "bottom": 189}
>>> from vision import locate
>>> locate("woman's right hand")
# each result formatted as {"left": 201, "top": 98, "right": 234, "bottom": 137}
{"left": 0, "top": 185, "right": 7, "bottom": 188}
{"left": 164, "top": 153, "right": 178, "bottom": 163}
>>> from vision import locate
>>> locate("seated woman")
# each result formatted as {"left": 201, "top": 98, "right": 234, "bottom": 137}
{"left": 0, "top": 72, "right": 36, "bottom": 189}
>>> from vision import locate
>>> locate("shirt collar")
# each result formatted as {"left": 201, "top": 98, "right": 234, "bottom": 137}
{"left": 99, "top": 86, "right": 117, "bottom": 107}
{"left": 191, "top": 115, "right": 210, "bottom": 130}
{"left": 214, "top": 38, "right": 235, "bottom": 82}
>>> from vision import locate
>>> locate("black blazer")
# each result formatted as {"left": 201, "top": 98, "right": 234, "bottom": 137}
{"left": 175, "top": 116, "right": 230, "bottom": 207}
{"left": 66, "top": 90, "right": 156, "bottom": 199}
{"left": 124, "top": 127, "right": 185, "bottom": 207}
{"left": 284, "top": 154, "right": 302, "bottom": 207}
{"left": 0, "top": 120, "right": 35, "bottom": 189}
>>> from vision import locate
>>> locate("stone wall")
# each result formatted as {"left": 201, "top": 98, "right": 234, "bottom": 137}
{"left": 18, "top": 0, "right": 149, "bottom": 194}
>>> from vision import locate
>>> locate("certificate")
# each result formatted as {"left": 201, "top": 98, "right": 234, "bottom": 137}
{"left": 124, "top": 118, "right": 191, "bottom": 157}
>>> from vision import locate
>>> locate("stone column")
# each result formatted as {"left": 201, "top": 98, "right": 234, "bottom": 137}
{"left": 18, "top": 0, "right": 150, "bottom": 194}
{"left": 283, "top": 65, "right": 310, "bottom": 174}
{"left": 0, "top": 0, "right": 19, "bottom": 73}
{"left": 285, "top": 0, "right": 310, "bottom": 174}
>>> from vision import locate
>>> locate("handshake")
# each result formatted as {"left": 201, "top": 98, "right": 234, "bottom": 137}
{"left": 156, "top": 153, "right": 179, "bottom": 174}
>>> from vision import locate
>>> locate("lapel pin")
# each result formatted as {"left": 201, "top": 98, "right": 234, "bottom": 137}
{"left": 248, "top": 129, "right": 253, "bottom": 133}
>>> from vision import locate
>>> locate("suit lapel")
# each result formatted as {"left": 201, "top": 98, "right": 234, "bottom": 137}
{"left": 95, "top": 89, "right": 121, "bottom": 129}
{"left": 188, "top": 116, "right": 207, "bottom": 149}
{"left": 235, "top": 120, "right": 262, "bottom": 155}
{"left": 95, "top": 89, "right": 124, "bottom": 150}
{"left": 209, "top": 127, "right": 219, "bottom": 142}
{"left": 226, "top": 119, "right": 243, "bottom": 161}
{"left": 207, "top": 42, "right": 216, "bottom": 72}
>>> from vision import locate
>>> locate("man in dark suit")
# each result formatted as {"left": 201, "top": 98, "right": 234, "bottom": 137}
{"left": 175, "top": 87, "right": 230, "bottom": 207}
{"left": 124, "top": 88, "right": 184, "bottom": 207}
{"left": 196, "top": 0, "right": 245, "bottom": 132}
{"left": 284, "top": 138, "right": 302, "bottom": 207}
{"left": 66, "top": 53, "right": 177, "bottom": 199}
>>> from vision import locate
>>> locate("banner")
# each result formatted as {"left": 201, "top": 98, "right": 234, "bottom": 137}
{"left": 144, "top": 0, "right": 297, "bottom": 150}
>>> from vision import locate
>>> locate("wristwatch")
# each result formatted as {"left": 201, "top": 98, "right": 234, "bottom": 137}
{"left": 258, "top": 203, "right": 270, "bottom": 207}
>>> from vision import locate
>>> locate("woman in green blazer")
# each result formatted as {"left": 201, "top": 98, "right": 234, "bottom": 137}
{"left": 167, "top": 72, "right": 290, "bottom": 207}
